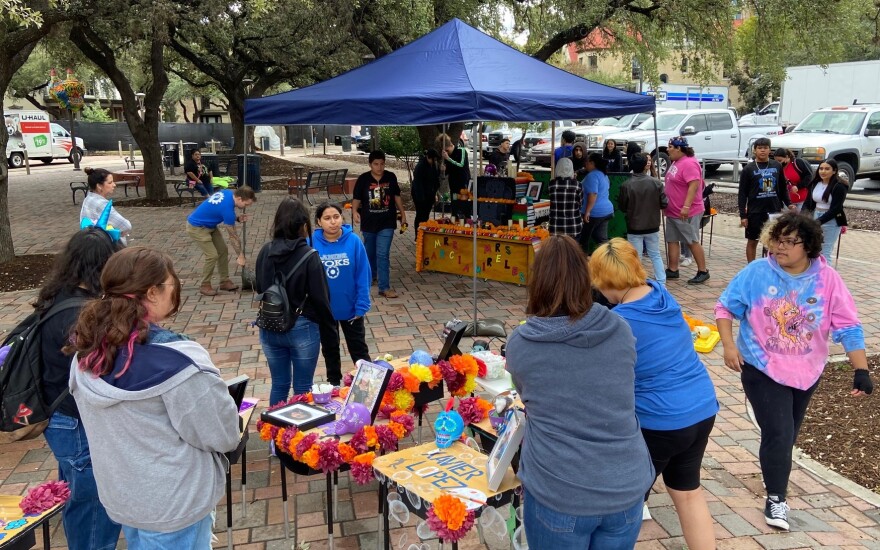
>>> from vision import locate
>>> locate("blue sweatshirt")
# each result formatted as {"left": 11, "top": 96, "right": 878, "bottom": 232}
{"left": 506, "top": 305, "right": 655, "bottom": 516}
{"left": 311, "top": 225, "right": 372, "bottom": 321}
{"left": 612, "top": 280, "right": 719, "bottom": 430}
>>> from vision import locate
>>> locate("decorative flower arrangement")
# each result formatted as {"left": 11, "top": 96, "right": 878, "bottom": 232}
{"left": 19, "top": 480, "right": 70, "bottom": 515}
{"left": 437, "top": 354, "right": 482, "bottom": 397}
{"left": 426, "top": 494, "right": 476, "bottom": 542}
{"left": 515, "top": 172, "right": 535, "bottom": 182}
{"left": 256, "top": 392, "right": 414, "bottom": 484}
{"left": 456, "top": 396, "right": 494, "bottom": 425}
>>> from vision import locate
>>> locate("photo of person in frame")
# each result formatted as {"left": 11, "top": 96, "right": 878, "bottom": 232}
{"left": 345, "top": 360, "right": 392, "bottom": 418}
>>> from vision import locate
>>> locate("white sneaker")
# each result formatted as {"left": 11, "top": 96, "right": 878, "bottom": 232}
{"left": 642, "top": 503, "right": 652, "bottom": 521}
{"left": 680, "top": 256, "right": 693, "bottom": 267}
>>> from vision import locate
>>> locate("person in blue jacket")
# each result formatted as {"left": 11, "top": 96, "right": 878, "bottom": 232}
{"left": 312, "top": 202, "right": 372, "bottom": 381}
{"left": 590, "top": 238, "right": 718, "bottom": 550}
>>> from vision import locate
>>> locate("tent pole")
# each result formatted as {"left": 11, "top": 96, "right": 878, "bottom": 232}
{"left": 550, "top": 121, "right": 556, "bottom": 178}
{"left": 471, "top": 122, "right": 479, "bottom": 333}
{"left": 653, "top": 107, "right": 660, "bottom": 177}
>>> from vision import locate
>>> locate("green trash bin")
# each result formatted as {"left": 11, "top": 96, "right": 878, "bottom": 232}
{"left": 341, "top": 136, "right": 352, "bottom": 152}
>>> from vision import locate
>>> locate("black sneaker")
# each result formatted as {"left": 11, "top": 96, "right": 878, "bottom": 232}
{"left": 688, "top": 270, "right": 710, "bottom": 284}
{"left": 764, "top": 495, "right": 790, "bottom": 530}
{"left": 665, "top": 268, "right": 680, "bottom": 279}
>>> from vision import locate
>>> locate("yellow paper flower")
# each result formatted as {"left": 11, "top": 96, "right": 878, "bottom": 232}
{"left": 409, "top": 364, "right": 434, "bottom": 383}
{"left": 393, "top": 389, "right": 415, "bottom": 412}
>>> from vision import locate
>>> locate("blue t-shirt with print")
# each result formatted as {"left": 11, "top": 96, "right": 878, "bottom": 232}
{"left": 187, "top": 190, "right": 236, "bottom": 228}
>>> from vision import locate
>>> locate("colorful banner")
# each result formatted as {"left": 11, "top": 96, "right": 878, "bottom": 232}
{"left": 419, "top": 233, "right": 537, "bottom": 285}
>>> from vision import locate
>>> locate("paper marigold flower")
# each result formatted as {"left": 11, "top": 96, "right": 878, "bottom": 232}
{"left": 390, "top": 411, "right": 415, "bottom": 434}
{"left": 349, "top": 429, "right": 369, "bottom": 454}
{"left": 19, "top": 480, "right": 70, "bottom": 515}
{"left": 430, "top": 494, "right": 469, "bottom": 531}
{"left": 296, "top": 433, "right": 319, "bottom": 458}
{"left": 458, "top": 397, "right": 491, "bottom": 425}
{"left": 408, "top": 364, "right": 434, "bottom": 383}
{"left": 450, "top": 354, "right": 479, "bottom": 377}
{"left": 288, "top": 431, "right": 305, "bottom": 456}
{"left": 399, "top": 370, "right": 421, "bottom": 393}
{"left": 392, "top": 389, "right": 415, "bottom": 412}
{"left": 375, "top": 425, "right": 398, "bottom": 451}
{"left": 363, "top": 425, "right": 379, "bottom": 449}
{"left": 387, "top": 421, "right": 406, "bottom": 439}
{"left": 338, "top": 442, "right": 357, "bottom": 462}
{"left": 315, "top": 439, "right": 344, "bottom": 473}
{"left": 386, "top": 371, "right": 404, "bottom": 392}
{"left": 460, "top": 375, "right": 477, "bottom": 397}
{"left": 259, "top": 422, "right": 278, "bottom": 442}
{"left": 301, "top": 447, "right": 320, "bottom": 469}
{"left": 428, "top": 364, "right": 443, "bottom": 387}
{"left": 350, "top": 452, "right": 376, "bottom": 484}
{"left": 339, "top": 386, "right": 350, "bottom": 399}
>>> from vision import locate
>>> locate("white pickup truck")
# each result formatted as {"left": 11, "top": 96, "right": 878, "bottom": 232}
{"left": 595, "top": 108, "right": 783, "bottom": 176}
{"left": 770, "top": 105, "right": 880, "bottom": 185}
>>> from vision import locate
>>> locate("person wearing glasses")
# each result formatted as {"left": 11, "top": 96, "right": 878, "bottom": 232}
{"left": 663, "top": 137, "right": 709, "bottom": 284}
{"left": 715, "top": 212, "right": 873, "bottom": 532}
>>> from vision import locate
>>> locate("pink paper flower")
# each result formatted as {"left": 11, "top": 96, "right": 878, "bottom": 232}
{"left": 390, "top": 412, "right": 415, "bottom": 434}
{"left": 316, "top": 439, "right": 344, "bottom": 473}
{"left": 279, "top": 427, "right": 299, "bottom": 452}
{"left": 374, "top": 425, "right": 398, "bottom": 451}
{"left": 386, "top": 371, "right": 404, "bottom": 392}
{"left": 350, "top": 460, "right": 375, "bottom": 485}
{"left": 377, "top": 403, "right": 397, "bottom": 419}
{"left": 295, "top": 433, "right": 319, "bottom": 456}
{"left": 19, "top": 480, "right": 70, "bottom": 515}
{"left": 426, "top": 504, "right": 475, "bottom": 542}
{"left": 349, "top": 429, "right": 369, "bottom": 454}
{"left": 343, "top": 373, "right": 354, "bottom": 387}
{"left": 457, "top": 397, "right": 486, "bottom": 425}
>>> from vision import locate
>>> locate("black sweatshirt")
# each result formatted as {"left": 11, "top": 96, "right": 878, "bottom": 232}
{"left": 738, "top": 159, "right": 790, "bottom": 218}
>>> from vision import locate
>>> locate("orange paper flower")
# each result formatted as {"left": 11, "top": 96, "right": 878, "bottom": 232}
{"left": 338, "top": 443, "right": 357, "bottom": 462}
{"left": 429, "top": 365, "right": 442, "bottom": 387}
{"left": 399, "top": 369, "right": 422, "bottom": 393}
{"left": 301, "top": 447, "right": 320, "bottom": 469}
{"left": 387, "top": 421, "right": 406, "bottom": 439}
{"left": 260, "top": 423, "right": 276, "bottom": 441}
{"left": 363, "top": 425, "right": 378, "bottom": 449}
{"left": 288, "top": 431, "right": 305, "bottom": 456}
{"left": 352, "top": 451, "right": 375, "bottom": 466}
{"left": 339, "top": 386, "right": 350, "bottom": 399}
{"left": 450, "top": 354, "right": 479, "bottom": 377}
{"left": 432, "top": 494, "right": 468, "bottom": 531}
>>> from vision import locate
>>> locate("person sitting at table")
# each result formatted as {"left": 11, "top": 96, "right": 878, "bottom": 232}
{"left": 590, "top": 238, "right": 718, "bottom": 550}
{"left": 184, "top": 149, "right": 214, "bottom": 197}
{"left": 506, "top": 235, "right": 655, "bottom": 549}
{"left": 80, "top": 167, "right": 132, "bottom": 245}
{"left": 68, "top": 246, "right": 240, "bottom": 548}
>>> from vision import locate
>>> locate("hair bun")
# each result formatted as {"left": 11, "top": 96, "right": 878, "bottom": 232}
{"left": 83, "top": 167, "right": 94, "bottom": 175}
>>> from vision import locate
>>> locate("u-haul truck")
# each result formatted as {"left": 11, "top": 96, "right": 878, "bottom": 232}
{"left": 4, "top": 110, "right": 86, "bottom": 168}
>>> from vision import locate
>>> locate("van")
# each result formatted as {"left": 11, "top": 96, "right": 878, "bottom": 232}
{"left": 4, "top": 110, "right": 87, "bottom": 168}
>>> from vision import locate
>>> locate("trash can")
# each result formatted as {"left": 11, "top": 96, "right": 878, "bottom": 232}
{"left": 182, "top": 142, "right": 199, "bottom": 163}
{"left": 201, "top": 153, "right": 219, "bottom": 176}
{"left": 237, "top": 154, "right": 261, "bottom": 192}
{"left": 334, "top": 135, "right": 343, "bottom": 146}
{"left": 341, "top": 136, "right": 352, "bottom": 152}
{"left": 161, "top": 142, "right": 180, "bottom": 167}
{"left": 260, "top": 137, "right": 270, "bottom": 151}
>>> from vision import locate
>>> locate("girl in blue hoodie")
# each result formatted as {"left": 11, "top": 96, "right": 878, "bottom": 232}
{"left": 312, "top": 202, "right": 372, "bottom": 379}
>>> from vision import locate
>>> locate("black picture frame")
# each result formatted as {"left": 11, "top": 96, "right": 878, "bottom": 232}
{"left": 526, "top": 181, "right": 543, "bottom": 200}
{"left": 225, "top": 374, "right": 249, "bottom": 410}
{"left": 438, "top": 320, "right": 468, "bottom": 361}
{"left": 260, "top": 402, "right": 335, "bottom": 431}
{"left": 342, "top": 360, "right": 394, "bottom": 422}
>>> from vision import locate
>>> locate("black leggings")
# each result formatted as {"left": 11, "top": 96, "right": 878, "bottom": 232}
{"left": 741, "top": 362, "right": 820, "bottom": 498}
{"left": 578, "top": 214, "right": 611, "bottom": 254}
{"left": 413, "top": 199, "right": 435, "bottom": 239}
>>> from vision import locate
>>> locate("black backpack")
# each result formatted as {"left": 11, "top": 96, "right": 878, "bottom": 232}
{"left": 255, "top": 249, "right": 316, "bottom": 332}
{"left": 0, "top": 297, "right": 85, "bottom": 443}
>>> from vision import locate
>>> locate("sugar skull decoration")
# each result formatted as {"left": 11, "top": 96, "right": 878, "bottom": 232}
{"left": 434, "top": 398, "right": 464, "bottom": 449}
{"left": 325, "top": 402, "right": 371, "bottom": 435}
{"left": 484, "top": 164, "right": 498, "bottom": 176}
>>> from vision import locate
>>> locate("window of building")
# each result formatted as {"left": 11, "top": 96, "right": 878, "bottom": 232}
{"left": 200, "top": 115, "right": 221, "bottom": 124}
{"left": 631, "top": 58, "right": 642, "bottom": 80}
{"left": 681, "top": 57, "right": 689, "bottom": 74}
{"left": 588, "top": 54, "right": 598, "bottom": 70}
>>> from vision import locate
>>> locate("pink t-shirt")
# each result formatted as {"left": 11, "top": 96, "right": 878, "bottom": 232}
{"left": 664, "top": 156, "right": 704, "bottom": 219}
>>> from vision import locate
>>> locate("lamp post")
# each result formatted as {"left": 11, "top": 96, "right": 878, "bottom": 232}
{"left": 241, "top": 78, "right": 253, "bottom": 188}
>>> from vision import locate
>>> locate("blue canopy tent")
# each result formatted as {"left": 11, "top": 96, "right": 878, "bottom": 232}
{"left": 245, "top": 18, "right": 655, "bottom": 332}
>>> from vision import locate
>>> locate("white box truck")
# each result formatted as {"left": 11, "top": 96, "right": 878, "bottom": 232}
{"left": 741, "top": 61, "right": 880, "bottom": 128}
{"left": 4, "top": 110, "right": 86, "bottom": 168}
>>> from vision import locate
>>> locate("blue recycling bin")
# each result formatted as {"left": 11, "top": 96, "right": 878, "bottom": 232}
{"left": 237, "top": 154, "right": 261, "bottom": 192}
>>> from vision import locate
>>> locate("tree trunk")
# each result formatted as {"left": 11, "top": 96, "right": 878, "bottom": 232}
{"left": 417, "top": 123, "right": 465, "bottom": 152}
{"left": 0, "top": 97, "right": 15, "bottom": 263}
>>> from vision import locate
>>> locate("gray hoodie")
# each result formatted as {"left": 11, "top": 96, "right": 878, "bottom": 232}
{"left": 506, "top": 304, "right": 655, "bottom": 516}
{"left": 70, "top": 331, "right": 240, "bottom": 532}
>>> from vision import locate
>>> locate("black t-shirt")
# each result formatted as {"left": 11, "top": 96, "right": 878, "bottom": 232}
{"left": 353, "top": 170, "right": 401, "bottom": 233}
{"left": 738, "top": 159, "right": 788, "bottom": 217}
{"left": 184, "top": 159, "right": 208, "bottom": 182}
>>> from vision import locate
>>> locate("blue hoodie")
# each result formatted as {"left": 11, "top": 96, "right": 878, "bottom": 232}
{"left": 612, "top": 280, "right": 719, "bottom": 430}
{"left": 311, "top": 225, "right": 372, "bottom": 320}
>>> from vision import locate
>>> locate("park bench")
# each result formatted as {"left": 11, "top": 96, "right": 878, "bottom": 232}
{"left": 115, "top": 178, "right": 140, "bottom": 197}
{"left": 288, "top": 168, "right": 349, "bottom": 205}
{"left": 70, "top": 181, "right": 88, "bottom": 205}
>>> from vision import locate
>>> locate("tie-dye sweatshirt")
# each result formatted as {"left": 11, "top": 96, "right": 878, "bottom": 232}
{"left": 715, "top": 255, "right": 864, "bottom": 390}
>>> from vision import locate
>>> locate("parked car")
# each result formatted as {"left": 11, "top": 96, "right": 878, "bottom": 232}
{"left": 507, "top": 121, "right": 577, "bottom": 162}
{"left": 524, "top": 123, "right": 598, "bottom": 166}
{"left": 580, "top": 112, "right": 658, "bottom": 151}
{"left": 599, "top": 108, "right": 783, "bottom": 176}
{"left": 481, "top": 123, "right": 513, "bottom": 158}
{"left": 772, "top": 105, "right": 880, "bottom": 184}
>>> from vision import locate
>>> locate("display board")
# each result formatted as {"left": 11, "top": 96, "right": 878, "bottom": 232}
{"left": 419, "top": 233, "right": 538, "bottom": 285}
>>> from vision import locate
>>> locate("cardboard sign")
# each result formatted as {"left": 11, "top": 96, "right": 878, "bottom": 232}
{"left": 420, "top": 233, "right": 536, "bottom": 284}
{"left": 372, "top": 441, "right": 519, "bottom": 503}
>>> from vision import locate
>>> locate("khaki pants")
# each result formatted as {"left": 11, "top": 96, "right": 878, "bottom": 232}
{"left": 186, "top": 223, "right": 228, "bottom": 285}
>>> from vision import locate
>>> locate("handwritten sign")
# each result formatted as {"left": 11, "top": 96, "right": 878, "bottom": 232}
{"left": 419, "top": 233, "right": 536, "bottom": 284}
{"left": 372, "top": 441, "right": 520, "bottom": 503}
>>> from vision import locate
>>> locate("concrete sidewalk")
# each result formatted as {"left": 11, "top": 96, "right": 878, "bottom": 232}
{"left": 0, "top": 154, "right": 878, "bottom": 549}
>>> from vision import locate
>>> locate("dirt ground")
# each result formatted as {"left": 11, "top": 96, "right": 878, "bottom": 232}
{"left": 799, "top": 354, "right": 880, "bottom": 493}
{"left": 0, "top": 254, "right": 56, "bottom": 293}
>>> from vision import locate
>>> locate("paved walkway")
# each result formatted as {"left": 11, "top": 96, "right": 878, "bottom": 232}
{"left": 0, "top": 152, "right": 878, "bottom": 549}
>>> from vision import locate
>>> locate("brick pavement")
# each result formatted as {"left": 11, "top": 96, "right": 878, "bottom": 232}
{"left": 0, "top": 153, "right": 878, "bottom": 549}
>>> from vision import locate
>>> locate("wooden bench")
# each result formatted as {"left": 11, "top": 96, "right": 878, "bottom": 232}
{"left": 70, "top": 181, "right": 88, "bottom": 205}
{"left": 174, "top": 181, "right": 198, "bottom": 207}
{"left": 115, "top": 178, "right": 140, "bottom": 197}
{"left": 288, "top": 169, "right": 349, "bottom": 205}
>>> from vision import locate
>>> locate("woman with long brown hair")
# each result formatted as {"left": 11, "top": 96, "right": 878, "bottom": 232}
{"left": 68, "top": 247, "right": 240, "bottom": 548}
{"left": 506, "top": 235, "right": 654, "bottom": 549}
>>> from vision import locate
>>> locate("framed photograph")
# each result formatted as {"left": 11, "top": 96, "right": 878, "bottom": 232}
{"left": 261, "top": 402, "right": 335, "bottom": 431}
{"left": 526, "top": 181, "right": 543, "bottom": 200}
{"left": 342, "top": 360, "right": 394, "bottom": 422}
{"left": 486, "top": 409, "right": 526, "bottom": 491}
{"left": 438, "top": 320, "right": 468, "bottom": 361}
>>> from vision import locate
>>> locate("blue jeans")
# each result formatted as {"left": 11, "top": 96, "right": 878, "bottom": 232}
{"left": 813, "top": 211, "right": 841, "bottom": 263}
{"left": 363, "top": 228, "right": 394, "bottom": 291}
{"left": 523, "top": 489, "right": 643, "bottom": 550}
{"left": 261, "top": 315, "right": 321, "bottom": 405}
{"left": 627, "top": 232, "right": 666, "bottom": 285}
{"left": 122, "top": 512, "right": 213, "bottom": 549}
{"left": 43, "top": 412, "right": 120, "bottom": 550}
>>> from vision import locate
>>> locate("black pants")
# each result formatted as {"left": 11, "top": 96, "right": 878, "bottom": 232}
{"left": 578, "top": 214, "right": 612, "bottom": 254}
{"left": 741, "top": 362, "right": 820, "bottom": 498}
{"left": 339, "top": 316, "right": 371, "bottom": 368}
{"left": 414, "top": 199, "right": 435, "bottom": 239}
